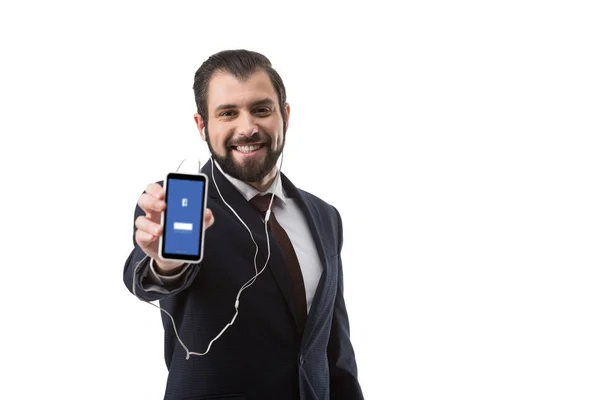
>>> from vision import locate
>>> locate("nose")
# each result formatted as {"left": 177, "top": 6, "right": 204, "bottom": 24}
{"left": 235, "top": 110, "right": 259, "bottom": 136}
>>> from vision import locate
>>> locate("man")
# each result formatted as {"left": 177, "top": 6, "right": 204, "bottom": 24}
{"left": 123, "top": 49, "right": 364, "bottom": 400}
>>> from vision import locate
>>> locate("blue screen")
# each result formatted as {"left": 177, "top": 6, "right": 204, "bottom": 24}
{"left": 163, "top": 178, "right": 205, "bottom": 256}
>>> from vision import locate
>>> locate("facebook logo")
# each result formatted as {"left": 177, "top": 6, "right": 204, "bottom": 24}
{"left": 182, "top": 198, "right": 188, "bottom": 207}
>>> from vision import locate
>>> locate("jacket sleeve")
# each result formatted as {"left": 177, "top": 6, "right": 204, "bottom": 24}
{"left": 122, "top": 188, "right": 200, "bottom": 302}
{"left": 327, "top": 208, "right": 364, "bottom": 400}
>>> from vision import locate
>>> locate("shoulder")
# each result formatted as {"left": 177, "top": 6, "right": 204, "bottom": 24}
{"left": 295, "top": 187, "right": 342, "bottom": 228}
{"left": 297, "top": 188, "right": 335, "bottom": 211}
{"left": 282, "top": 173, "right": 340, "bottom": 218}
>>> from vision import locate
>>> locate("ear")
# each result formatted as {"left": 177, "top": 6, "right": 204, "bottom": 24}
{"left": 194, "top": 113, "right": 206, "bottom": 141}
{"left": 283, "top": 103, "right": 291, "bottom": 133}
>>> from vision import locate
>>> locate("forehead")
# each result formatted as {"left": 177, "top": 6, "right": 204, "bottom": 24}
{"left": 207, "top": 70, "right": 278, "bottom": 110}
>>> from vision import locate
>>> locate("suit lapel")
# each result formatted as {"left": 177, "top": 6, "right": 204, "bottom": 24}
{"left": 280, "top": 174, "right": 330, "bottom": 339}
{"left": 203, "top": 161, "right": 302, "bottom": 332}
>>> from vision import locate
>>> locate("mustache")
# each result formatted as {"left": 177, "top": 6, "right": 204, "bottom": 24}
{"left": 227, "top": 133, "right": 270, "bottom": 147}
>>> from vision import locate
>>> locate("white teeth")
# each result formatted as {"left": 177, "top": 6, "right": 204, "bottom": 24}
{"left": 236, "top": 144, "right": 261, "bottom": 153}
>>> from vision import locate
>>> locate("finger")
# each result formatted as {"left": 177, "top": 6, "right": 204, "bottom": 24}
{"left": 138, "top": 192, "right": 166, "bottom": 215}
{"left": 204, "top": 208, "right": 215, "bottom": 229}
{"left": 135, "top": 228, "right": 158, "bottom": 248}
{"left": 145, "top": 183, "right": 165, "bottom": 200}
{"left": 135, "top": 215, "right": 163, "bottom": 237}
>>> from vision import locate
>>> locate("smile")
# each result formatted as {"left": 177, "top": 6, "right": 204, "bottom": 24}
{"left": 233, "top": 144, "right": 264, "bottom": 153}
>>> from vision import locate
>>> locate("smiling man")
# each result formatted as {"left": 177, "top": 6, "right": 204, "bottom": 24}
{"left": 197, "top": 68, "right": 288, "bottom": 191}
{"left": 123, "top": 49, "right": 364, "bottom": 400}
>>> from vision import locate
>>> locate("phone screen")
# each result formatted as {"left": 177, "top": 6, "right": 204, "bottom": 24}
{"left": 160, "top": 173, "right": 208, "bottom": 262}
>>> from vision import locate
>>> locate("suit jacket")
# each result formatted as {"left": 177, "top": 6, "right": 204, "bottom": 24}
{"left": 123, "top": 161, "right": 364, "bottom": 400}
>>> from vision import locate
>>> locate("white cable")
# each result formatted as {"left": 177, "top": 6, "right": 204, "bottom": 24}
{"left": 132, "top": 152, "right": 284, "bottom": 359}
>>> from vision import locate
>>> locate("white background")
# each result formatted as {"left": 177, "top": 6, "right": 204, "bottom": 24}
{"left": 1, "top": 1, "right": 599, "bottom": 399}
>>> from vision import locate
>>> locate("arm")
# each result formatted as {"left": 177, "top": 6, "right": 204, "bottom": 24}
{"left": 122, "top": 195, "right": 199, "bottom": 302}
{"left": 327, "top": 209, "right": 364, "bottom": 400}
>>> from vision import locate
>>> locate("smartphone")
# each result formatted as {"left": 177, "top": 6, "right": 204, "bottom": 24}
{"left": 158, "top": 172, "right": 209, "bottom": 263}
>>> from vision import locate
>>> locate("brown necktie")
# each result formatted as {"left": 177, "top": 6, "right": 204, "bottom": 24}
{"left": 250, "top": 194, "right": 307, "bottom": 330}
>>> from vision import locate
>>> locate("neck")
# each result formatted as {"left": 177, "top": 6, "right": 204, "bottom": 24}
{"left": 246, "top": 167, "right": 278, "bottom": 192}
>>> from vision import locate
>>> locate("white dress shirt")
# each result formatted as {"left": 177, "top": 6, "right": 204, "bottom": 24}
{"left": 148, "top": 161, "right": 323, "bottom": 311}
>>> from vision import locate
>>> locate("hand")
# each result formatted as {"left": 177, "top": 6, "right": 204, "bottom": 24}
{"left": 135, "top": 183, "right": 215, "bottom": 275}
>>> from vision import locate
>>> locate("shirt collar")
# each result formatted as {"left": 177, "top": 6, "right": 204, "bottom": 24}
{"left": 214, "top": 160, "right": 288, "bottom": 205}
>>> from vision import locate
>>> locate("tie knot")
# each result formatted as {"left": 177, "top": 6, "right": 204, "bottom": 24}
{"left": 250, "top": 194, "right": 273, "bottom": 214}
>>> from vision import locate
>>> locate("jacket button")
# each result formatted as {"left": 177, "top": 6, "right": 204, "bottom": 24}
{"left": 299, "top": 354, "right": 305, "bottom": 366}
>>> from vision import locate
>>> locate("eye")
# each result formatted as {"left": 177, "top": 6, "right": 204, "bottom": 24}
{"left": 219, "top": 110, "right": 236, "bottom": 117}
{"left": 254, "top": 106, "right": 272, "bottom": 116}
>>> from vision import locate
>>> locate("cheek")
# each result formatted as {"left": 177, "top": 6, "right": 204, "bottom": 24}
{"left": 266, "top": 119, "right": 285, "bottom": 145}
{"left": 208, "top": 126, "right": 232, "bottom": 151}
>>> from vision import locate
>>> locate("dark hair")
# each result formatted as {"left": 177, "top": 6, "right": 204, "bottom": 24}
{"left": 193, "top": 49, "right": 287, "bottom": 130}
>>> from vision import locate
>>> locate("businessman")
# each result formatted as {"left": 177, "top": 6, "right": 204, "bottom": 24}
{"left": 123, "top": 49, "right": 364, "bottom": 400}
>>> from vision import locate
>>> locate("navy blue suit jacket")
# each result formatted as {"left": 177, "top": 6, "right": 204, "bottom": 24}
{"left": 123, "top": 161, "right": 363, "bottom": 400}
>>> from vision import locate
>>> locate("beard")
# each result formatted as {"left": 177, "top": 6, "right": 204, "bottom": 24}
{"left": 205, "top": 128, "right": 285, "bottom": 183}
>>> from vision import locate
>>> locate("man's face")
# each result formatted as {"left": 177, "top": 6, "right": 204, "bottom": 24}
{"left": 196, "top": 70, "right": 290, "bottom": 184}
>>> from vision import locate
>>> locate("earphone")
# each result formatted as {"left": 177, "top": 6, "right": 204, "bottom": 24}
{"left": 132, "top": 152, "right": 283, "bottom": 359}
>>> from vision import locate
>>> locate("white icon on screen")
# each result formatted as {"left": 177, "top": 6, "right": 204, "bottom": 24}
{"left": 174, "top": 222, "right": 193, "bottom": 232}
{"left": 182, "top": 198, "right": 188, "bottom": 207}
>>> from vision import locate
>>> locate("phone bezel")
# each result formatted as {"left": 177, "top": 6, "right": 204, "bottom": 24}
{"left": 158, "top": 172, "right": 209, "bottom": 263}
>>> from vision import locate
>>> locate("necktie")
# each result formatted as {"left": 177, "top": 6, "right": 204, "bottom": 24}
{"left": 250, "top": 194, "right": 307, "bottom": 330}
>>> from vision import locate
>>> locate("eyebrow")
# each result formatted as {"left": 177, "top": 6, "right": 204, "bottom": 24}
{"left": 214, "top": 98, "right": 276, "bottom": 113}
